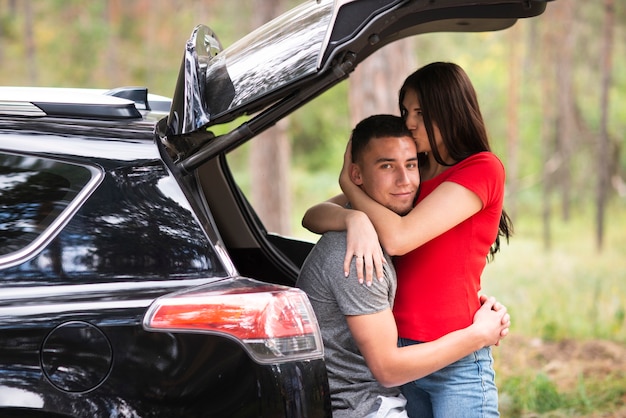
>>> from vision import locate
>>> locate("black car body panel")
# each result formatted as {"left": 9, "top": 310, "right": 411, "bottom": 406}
{"left": 0, "top": 107, "right": 329, "bottom": 417}
{"left": 0, "top": 0, "right": 551, "bottom": 416}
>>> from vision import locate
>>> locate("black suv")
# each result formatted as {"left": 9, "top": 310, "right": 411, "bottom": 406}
{"left": 0, "top": 1, "right": 549, "bottom": 417}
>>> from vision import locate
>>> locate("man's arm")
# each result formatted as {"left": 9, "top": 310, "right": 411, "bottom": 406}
{"left": 346, "top": 297, "right": 507, "bottom": 388}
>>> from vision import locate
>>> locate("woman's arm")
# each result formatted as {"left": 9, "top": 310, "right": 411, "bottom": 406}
{"left": 302, "top": 195, "right": 385, "bottom": 285}
{"left": 301, "top": 194, "right": 350, "bottom": 233}
{"left": 338, "top": 143, "right": 483, "bottom": 256}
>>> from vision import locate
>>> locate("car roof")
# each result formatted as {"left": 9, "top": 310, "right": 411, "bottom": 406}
{"left": 0, "top": 86, "right": 171, "bottom": 120}
{"left": 163, "top": 0, "right": 550, "bottom": 172}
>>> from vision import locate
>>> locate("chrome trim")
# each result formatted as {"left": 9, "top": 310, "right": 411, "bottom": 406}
{"left": 0, "top": 158, "right": 105, "bottom": 270}
{"left": 0, "top": 101, "right": 46, "bottom": 117}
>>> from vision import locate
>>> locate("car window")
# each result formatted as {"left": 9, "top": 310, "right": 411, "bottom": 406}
{"left": 0, "top": 152, "right": 101, "bottom": 260}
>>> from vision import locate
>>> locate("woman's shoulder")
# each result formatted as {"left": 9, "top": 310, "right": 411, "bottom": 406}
{"left": 446, "top": 152, "right": 505, "bottom": 186}
{"left": 425, "top": 152, "right": 503, "bottom": 186}
{"left": 445, "top": 152, "right": 505, "bottom": 203}
{"left": 463, "top": 151, "right": 502, "bottom": 164}
{"left": 457, "top": 152, "right": 504, "bottom": 174}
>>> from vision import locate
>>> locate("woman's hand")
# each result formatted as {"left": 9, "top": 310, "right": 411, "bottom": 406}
{"left": 338, "top": 139, "right": 355, "bottom": 196}
{"left": 479, "top": 294, "right": 511, "bottom": 342}
{"left": 473, "top": 295, "right": 511, "bottom": 347}
{"left": 339, "top": 140, "right": 386, "bottom": 285}
{"left": 344, "top": 211, "right": 386, "bottom": 286}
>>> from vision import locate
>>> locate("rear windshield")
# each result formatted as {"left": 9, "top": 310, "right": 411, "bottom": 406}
{"left": 0, "top": 152, "right": 101, "bottom": 260}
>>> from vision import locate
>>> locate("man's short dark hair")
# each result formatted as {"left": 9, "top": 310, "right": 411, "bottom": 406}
{"left": 351, "top": 114, "right": 412, "bottom": 163}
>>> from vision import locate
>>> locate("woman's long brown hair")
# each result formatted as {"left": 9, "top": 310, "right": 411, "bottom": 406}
{"left": 399, "top": 62, "right": 513, "bottom": 259}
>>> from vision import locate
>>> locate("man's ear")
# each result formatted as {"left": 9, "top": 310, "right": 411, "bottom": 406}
{"left": 350, "top": 163, "right": 364, "bottom": 186}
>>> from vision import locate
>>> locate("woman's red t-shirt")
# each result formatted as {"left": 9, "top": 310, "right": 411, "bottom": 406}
{"left": 392, "top": 152, "right": 505, "bottom": 342}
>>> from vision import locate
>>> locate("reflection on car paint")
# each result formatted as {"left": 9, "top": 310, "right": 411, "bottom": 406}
{"left": 1, "top": 158, "right": 226, "bottom": 283}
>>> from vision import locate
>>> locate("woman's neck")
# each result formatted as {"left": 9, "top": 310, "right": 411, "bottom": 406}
{"left": 421, "top": 153, "right": 453, "bottom": 180}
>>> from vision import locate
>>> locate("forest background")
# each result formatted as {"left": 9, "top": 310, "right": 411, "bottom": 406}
{"left": 1, "top": 1, "right": 625, "bottom": 416}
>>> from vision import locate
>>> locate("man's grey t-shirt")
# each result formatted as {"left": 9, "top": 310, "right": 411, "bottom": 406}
{"left": 296, "top": 231, "right": 400, "bottom": 418}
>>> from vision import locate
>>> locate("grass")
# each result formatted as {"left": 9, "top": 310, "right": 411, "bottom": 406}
{"left": 498, "top": 371, "right": 626, "bottom": 416}
{"left": 481, "top": 201, "right": 626, "bottom": 416}
{"left": 482, "top": 202, "right": 626, "bottom": 343}
{"left": 497, "top": 368, "right": 626, "bottom": 417}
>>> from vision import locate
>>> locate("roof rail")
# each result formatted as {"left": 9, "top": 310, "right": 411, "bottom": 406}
{"left": 105, "top": 87, "right": 151, "bottom": 111}
{"left": 0, "top": 86, "right": 172, "bottom": 120}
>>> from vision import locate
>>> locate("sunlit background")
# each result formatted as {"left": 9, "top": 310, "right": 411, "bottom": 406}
{"left": 1, "top": 1, "right": 625, "bottom": 415}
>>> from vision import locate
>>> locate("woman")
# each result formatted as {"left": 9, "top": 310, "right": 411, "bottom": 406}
{"left": 302, "top": 62, "right": 513, "bottom": 417}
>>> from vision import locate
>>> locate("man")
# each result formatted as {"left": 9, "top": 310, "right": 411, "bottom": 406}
{"left": 296, "top": 114, "right": 508, "bottom": 418}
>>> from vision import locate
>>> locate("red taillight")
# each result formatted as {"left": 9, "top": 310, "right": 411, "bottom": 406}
{"left": 143, "top": 278, "right": 323, "bottom": 364}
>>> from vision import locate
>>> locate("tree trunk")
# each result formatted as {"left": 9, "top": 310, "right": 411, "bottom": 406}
{"left": 506, "top": 23, "right": 521, "bottom": 220}
{"left": 596, "top": 0, "right": 615, "bottom": 251}
{"left": 348, "top": 39, "right": 416, "bottom": 128}
{"left": 106, "top": 0, "right": 121, "bottom": 87}
{"left": 554, "top": 1, "right": 576, "bottom": 222}
{"left": 250, "top": 0, "right": 292, "bottom": 235}
{"left": 540, "top": 8, "right": 558, "bottom": 250}
{"left": 23, "top": 0, "right": 36, "bottom": 84}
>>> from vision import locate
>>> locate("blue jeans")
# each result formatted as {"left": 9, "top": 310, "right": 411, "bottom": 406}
{"left": 398, "top": 338, "right": 499, "bottom": 418}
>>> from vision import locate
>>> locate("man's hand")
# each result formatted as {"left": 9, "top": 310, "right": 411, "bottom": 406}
{"left": 474, "top": 295, "right": 511, "bottom": 347}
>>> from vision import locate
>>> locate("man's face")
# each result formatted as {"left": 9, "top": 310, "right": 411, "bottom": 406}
{"left": 351, "top": 135, "right": 419, "bottom": 215}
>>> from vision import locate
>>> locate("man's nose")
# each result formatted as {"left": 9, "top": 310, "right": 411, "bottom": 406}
{"left": 396, "top": 167, "right": 411, "bottom": 185}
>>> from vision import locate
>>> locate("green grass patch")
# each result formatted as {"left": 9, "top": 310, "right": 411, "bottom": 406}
{"left": 499, "top": 371, "right": 626, "bottom": 417}
{"left": 482, "top": 201, "right": 626, "bottom": 343}
{"left": 483, "top": 200, "right": 626, "bottom": 416}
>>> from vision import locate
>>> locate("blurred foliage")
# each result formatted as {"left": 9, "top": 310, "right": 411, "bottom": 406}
{"left": 2, "top": 2, "right": 625, "bottom": 415}
{"left": 1, "top": 6, "right": 624, "bottom": 228}
{"left": 482, "top": 198, "right": 626, "bottom": 342}
{"left": 1, "top": 1, "right": 624, "bottom": 202}
{"left": 1, "top": 1, "right": 624, "bottom": 235}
